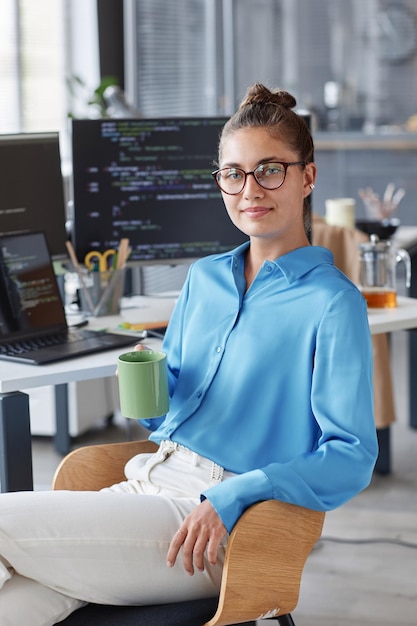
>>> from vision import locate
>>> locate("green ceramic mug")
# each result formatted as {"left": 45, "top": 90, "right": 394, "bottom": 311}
{"left": 117, "top": 350, "right": 169, "bottom": 419}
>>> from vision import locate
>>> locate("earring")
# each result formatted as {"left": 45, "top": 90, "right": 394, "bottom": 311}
{"left": 310, "top": 183, "right": 315, "bottom": 190}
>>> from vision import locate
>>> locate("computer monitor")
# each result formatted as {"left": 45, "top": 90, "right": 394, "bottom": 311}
{"left": 70, "top": 117, "right": 248, "bottom": 265}
{"left": 0, "top": 132, "right": 68, "bottom": 260}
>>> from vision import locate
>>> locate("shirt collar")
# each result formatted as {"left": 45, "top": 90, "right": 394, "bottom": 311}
{"left": 273, "top": 246, "right": 333, "bottom": 283}
{"left": 223, "top": 242, "right": 333, "bottom": 284}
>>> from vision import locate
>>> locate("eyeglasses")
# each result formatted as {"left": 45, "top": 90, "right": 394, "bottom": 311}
{"left": 211, "top": 161, "right": 306, "bottom": 195}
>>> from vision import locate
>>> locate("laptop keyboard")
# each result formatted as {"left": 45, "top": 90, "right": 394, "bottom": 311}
{"left": 0, "top": 329, "right": 86, "bottom": 356}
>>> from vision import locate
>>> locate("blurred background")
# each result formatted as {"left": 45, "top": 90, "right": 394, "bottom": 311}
{"left": 1, "top": 0, "right": 417, "bottom": 224}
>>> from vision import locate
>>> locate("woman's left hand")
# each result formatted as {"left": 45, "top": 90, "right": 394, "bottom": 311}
{"left": 166, "top": 499, "right": 227, "bottom": 575}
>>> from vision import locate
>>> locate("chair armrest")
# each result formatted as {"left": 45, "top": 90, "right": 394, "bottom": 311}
{"left": 205, "top": 500, "right": 325, "bottom": 626}
{"left": 52, "top": 440, "right": 158, "bottom": 491}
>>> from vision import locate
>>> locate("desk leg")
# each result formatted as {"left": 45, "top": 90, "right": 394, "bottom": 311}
{"left": 408, "top": 243, "right": 417, "bottom": 429}
{"left": 0, "top": 391, "right": 34, "bottom": 492}
{"left": 409, "top": 330, "right": 417, "bottom": 429}
{"left": 374, "top": 427, "right": 391, "bottom": 475}
{"left": 54, "top": 383, "right": 70, "bottom": 456}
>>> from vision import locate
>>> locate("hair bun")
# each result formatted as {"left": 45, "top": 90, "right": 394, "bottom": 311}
{"left": 239, "top": 83, "right": 297, "bottom": 110}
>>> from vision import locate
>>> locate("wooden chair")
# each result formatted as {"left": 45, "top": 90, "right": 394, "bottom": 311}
{"left": 53, "top": 440, "right": 325, "bottom": 625}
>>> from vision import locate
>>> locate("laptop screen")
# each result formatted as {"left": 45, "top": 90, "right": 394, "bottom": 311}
{"left": 0, "top": 232, "right": 67, "bottom": 341}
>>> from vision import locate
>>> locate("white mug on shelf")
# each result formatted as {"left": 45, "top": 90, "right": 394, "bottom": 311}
{"left": 325, "top": 197, "right": 356, "bottom": 229}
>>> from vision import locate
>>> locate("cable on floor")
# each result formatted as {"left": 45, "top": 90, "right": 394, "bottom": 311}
{"left": 318, "top": 536, "right": 417, "bottom": 549}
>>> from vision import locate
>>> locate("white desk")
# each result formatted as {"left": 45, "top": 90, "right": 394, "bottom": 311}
{"left": 0, "top": 296, "right": 174, "bottom": 492}
{"left": 367, "top": 296, "right": 417, "bottom": 334}
{"left": 2, "top": 295, "right": 417, "bottom": 492}
{"left": 0, "top": 297, "right": 174, "bottom": 391}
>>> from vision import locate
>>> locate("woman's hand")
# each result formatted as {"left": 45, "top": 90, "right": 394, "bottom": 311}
{"left": 134, "top": 343, "right": 151, "bottom": 352}
{"left": 166, "top": 499, "right": 227, "bottom": 575}
{"left": 115, "top": 343, "right": 150, "bottom": 376}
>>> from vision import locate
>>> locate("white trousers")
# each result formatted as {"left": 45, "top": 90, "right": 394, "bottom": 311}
{"left": 0, "top": 441, "right": 234, "bottom": 626}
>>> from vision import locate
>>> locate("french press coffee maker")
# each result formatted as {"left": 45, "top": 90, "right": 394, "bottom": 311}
{"left": 358, "top": 234, "right": 411, "bottom": 308}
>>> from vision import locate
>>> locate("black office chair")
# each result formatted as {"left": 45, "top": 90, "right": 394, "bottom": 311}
{"left": 57, "top": 598, "right": 253, "bottom": 625}
{"left": 53, "top": 441, "right": 324, "bottom": 626}
{"left": 57, "top": 598, "right": 297, "bottom": 625}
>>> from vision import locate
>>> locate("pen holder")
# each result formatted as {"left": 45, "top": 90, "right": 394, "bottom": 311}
{"left": 78, "top": 268, "right": 126, "bottom": 316}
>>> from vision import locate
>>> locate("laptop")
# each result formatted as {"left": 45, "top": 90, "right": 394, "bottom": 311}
{"left": 0, "top": 231, "right": 137, "bottom": 365}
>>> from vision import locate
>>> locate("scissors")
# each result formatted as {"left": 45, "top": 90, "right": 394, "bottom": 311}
{"left": 84, "top": 249, "right": 116, "bottom": 272}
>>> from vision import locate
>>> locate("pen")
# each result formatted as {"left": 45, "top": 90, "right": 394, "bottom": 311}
{"left": 65, "top": 241, "right": 95, "bottom": 314}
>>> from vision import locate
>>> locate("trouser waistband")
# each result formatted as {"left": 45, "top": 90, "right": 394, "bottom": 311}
{"left": 159, "top": 440, "right": 225, "bottom": 482}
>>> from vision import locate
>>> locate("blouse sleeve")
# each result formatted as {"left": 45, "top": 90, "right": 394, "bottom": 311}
{"left": 202, "top": 288, "right": 378, "bottom": 533}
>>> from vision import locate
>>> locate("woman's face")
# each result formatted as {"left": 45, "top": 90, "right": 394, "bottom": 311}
{"left": 218, "top": 127, "right": 316, "bottom": 251}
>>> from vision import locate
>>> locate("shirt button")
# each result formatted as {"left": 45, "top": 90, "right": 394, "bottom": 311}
{"left": 197, "top": 391, "right": 202, "bottom": 398}
{"left": 265, "top": 264, "right": 272, "bottom": 272}
{"left": 216, "top": 346, "right": 222, "bottom": 353}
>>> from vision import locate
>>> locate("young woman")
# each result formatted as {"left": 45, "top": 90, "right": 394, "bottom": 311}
{"left": 0, "top": 84, "right": 377, "bottom": 625}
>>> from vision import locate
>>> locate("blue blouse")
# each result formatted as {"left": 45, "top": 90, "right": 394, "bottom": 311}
{"left": 141, "top": 243, "right": 378, "bottom": 533}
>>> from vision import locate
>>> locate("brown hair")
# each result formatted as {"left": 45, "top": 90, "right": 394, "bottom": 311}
{"left": 219, "top": 83, "right": 314, "bottom": 164}
{"left": 218, "top": 84, "right": 315, "bottom": 237}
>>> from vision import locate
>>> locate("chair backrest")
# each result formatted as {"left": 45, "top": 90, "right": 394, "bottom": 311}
{"left": 311, "top": 213, "right": 368, "bottom": 282}
{"left": 206, "top": 500, "right": 324, "bottom": 625}
{"left": 52, "top": 439, "right": 158, "bottom": 490}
